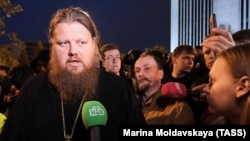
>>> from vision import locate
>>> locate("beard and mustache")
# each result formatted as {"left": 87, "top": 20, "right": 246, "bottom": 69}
{"left": 137, "top": 77, "right": 151, "bottom": 95}
{"left": 48, "top": 53, "right": 99, "bottom": 104}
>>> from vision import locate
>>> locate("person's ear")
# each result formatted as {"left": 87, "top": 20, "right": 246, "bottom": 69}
{"left": 235, "top": 76, "right": 250, "bottom": 98}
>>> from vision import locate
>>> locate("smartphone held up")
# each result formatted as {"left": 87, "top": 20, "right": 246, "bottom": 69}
{"left": 209, "top": 13, "right": 217, "bottom": 35}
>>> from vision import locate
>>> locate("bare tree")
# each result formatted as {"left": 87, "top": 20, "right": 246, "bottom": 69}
{"left": 0, "top": 0, "right": 26, "bottom": 67}
{"left": 0, "top": 0, "right": 23, "bottom": 45}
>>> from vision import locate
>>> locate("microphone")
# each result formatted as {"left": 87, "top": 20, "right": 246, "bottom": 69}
{"left": 161, "top": 82, "right": 187, "bottom": 98}
{"left": 161, "top": 82, "right": 201, "bottom": 98}
{"left": 81, "top": 101, "right": 108, "bottom": 141}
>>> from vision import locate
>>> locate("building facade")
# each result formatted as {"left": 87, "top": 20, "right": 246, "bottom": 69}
{"left": 171, "top": 0, "right": 250, "bottom": 51}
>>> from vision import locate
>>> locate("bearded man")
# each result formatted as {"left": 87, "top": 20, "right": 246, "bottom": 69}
{"left": 134, "top": 50, "right": 195, "bottom": 125}
{"left": 0, "top": 6, "right": 145, "bottom": 141}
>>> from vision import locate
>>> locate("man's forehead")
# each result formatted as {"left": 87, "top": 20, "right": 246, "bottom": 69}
{"left": 136, "top": 56, "right": 157, "bottom": 66}
{"left": 104, "top": 49, "right": 120, "bottom": 54}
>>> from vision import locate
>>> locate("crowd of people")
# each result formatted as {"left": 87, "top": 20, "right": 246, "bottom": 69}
{"left": 0, "top": 5, "right": 250, "bottom": 141}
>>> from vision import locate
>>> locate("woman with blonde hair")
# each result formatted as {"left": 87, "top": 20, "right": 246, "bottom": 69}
{"left": 204, "top": 43, "right": 250, "bottom": 124}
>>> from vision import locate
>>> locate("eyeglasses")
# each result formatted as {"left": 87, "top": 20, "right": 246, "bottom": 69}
{"left": 104, "top": 56, "right": 121, "bottom": 62}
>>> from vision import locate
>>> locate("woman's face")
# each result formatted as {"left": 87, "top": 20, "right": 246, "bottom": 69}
{"left": 206, "top": 57, "right": 238, "bottom": 117}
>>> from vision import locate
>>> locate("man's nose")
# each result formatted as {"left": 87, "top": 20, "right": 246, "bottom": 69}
{"left": 68, "top": 44, "right": 78, "bottom": 56}
{"left": 68, "top": 52, "right": 77, "bottom": 57}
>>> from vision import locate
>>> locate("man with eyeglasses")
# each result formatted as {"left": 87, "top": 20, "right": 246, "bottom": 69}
{"left": 0, "top": 7, "right": 146, "bottom": 141}
{"left": 100, "top": 43, "right": 122, "bottom": 76}
{"left": 100, "top": 43, "right": 137, "bottom": 93}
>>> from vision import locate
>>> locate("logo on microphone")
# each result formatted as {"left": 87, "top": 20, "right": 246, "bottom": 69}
{"left": 174, "top": 82, "right": 184, "bottom": 95}
{"left": 88, "top": 106, "right": 105, "bottom": 116}
{"left": 82, "top": 101, "right": 108, "bottom": 128}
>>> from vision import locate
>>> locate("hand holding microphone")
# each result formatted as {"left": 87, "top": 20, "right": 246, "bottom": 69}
{"left": 82, "top": 101, "right": 108, "bottom": 141}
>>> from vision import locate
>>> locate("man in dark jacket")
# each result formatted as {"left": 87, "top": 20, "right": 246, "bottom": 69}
{"left": 1, "top": 6, "right": 145, "bottom": 141}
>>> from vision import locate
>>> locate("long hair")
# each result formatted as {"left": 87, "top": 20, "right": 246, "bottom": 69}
{"left": 219, "top": 43, "right": 250, "bottom": 124}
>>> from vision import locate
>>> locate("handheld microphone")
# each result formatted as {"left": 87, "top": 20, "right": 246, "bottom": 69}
{"left": 161, "top": 82, "right": 201, "bottom": 98}
{"left": 82, "top": 101, "right": 108, "bottom": 141}
{"left": 161, "top": 82, "right": 187, "bottom": 98}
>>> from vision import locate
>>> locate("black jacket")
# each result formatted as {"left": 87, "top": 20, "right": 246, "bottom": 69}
{"left": 1, "top": 69, "right": 146, "bottom": 141}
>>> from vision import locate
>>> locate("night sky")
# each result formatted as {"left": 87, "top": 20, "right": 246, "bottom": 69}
{"left": 4, "top": 0, "right": 171, "bottom": 53}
